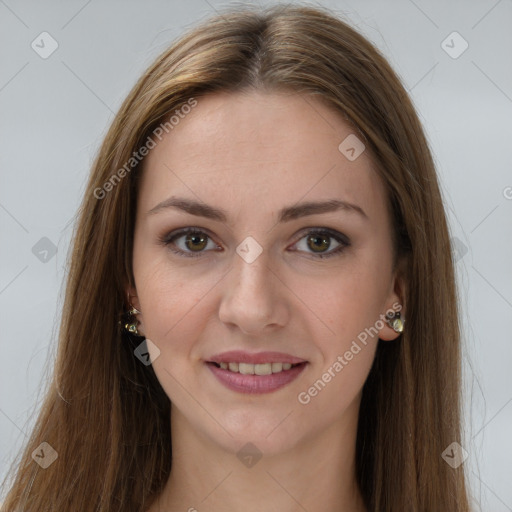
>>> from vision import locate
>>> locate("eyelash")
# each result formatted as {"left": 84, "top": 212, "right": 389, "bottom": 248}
{"left": 158, "top": 227, "right": 351, "bottom": 260}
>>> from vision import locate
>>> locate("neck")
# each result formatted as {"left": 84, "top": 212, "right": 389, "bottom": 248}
{"left": 152, "top": 401, "right": 367, "bottom": 512}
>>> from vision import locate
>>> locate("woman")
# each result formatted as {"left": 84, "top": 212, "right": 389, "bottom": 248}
{"left": 0, "top": 3, "right": 473, "bottom": 511}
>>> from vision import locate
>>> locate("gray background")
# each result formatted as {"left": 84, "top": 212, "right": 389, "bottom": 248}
{"left": 1, "top": 0, "right": 511, "bottom": 509}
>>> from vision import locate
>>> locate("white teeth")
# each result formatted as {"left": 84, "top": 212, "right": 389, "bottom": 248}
{"left": 215, "top": 361, "right": 299, "bottom": 374}
{"left": 239, "top": 362, "right": 255, "bottom": 375}
{"left": 271, "top": 362, "right": 283, "bottom": 372}
{"left": 255, "top": 363, "right": 272, "bottom": 375}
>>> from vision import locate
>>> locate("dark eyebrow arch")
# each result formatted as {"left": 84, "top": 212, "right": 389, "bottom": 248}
{"left": 147, "top": 197, "right": 368, "bottom": 222}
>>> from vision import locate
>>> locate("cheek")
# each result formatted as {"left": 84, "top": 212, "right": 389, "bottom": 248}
{"left": 134, "top": 259, "right": 221, "bottom": 370}
{"left": 133, "top": 256, "right": 190, "bottom": 342}
{"left": 297, "top": 344, "right": 376, "bottom": 424}
{"left": 314, "top": 299, "right": 380, "bottom": 391}
{"left": 300, "top": 302, "right": 379, "bottom": 418}
{"left": 314, "top": 266, "right": 387, "bottom": 341}
{"left": 133, "top": 236, "right": 193, "bottom": 324}
{"left": 142, "top": 285, "right": 202, "bottom": 346}
{"left": 306, "top": 258, "right": 389, "bottom": 389}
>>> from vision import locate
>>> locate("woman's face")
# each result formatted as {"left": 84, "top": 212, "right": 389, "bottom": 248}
{"left": 128, "top": 90, "right": 404, "bottom": 455}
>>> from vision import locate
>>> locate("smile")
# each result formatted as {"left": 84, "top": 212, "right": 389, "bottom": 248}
{"left": 206, "top": 361, "right": 307, "bottom": 394}
{"left": 212, "top": 361, "right": 300, "bottom": 375}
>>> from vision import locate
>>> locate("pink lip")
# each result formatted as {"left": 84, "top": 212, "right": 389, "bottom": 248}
{"left": 207, "top": 350, "right": 306, "bottom": 365}
{"left": 206, "top": 361, "right": 307, "bottom": 394}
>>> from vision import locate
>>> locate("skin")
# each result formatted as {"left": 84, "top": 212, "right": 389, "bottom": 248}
{"left": 127, "top": 90, "right": 406, "bottom": 512}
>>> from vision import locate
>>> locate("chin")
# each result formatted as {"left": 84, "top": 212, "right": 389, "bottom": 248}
{"left": 220, "top": 430, "right": 300, "bottom": 460}
{"left": 208, "top": 411, "right": 304, "bottom": 458}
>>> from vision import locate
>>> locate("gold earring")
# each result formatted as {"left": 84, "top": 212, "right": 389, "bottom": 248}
{"left": 121, "top": 306, "right": 142, "bottom": 335}
{"left": 386, "top": 311, "right": 404, "bottom": 333}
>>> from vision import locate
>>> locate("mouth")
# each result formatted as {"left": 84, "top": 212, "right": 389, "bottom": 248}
{"left": 205, "top": 360, "right": 308, "bottom": 394}
{"left": 207, "top": 361, "right": 305, "bottom": 375}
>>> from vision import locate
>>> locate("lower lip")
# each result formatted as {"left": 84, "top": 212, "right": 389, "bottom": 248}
{"left": 206, "top": 362, "right": 307, "bottom": 394}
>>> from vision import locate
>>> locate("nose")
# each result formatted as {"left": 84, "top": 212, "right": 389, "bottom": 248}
{"left": 218, "top": 249, "right": 288, "bottom": 336}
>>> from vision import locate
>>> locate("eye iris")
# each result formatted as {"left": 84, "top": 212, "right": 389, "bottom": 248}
{"left": 186, "top": 233, "right": 208, "bottom": 252}
{"left": 307, "top": 234, "right": 330, "bottom": 253}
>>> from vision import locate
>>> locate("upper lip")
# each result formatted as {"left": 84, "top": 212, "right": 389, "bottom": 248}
{"left": 207, "top": 350, "right": 307, "bottom": 365}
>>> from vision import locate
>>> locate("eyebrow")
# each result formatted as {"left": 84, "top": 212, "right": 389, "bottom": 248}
{"left": 147, "top": 196, "right": 368, "bottom": 223}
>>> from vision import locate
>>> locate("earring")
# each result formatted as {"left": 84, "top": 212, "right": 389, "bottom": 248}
{"left": 386, "top": 310, "right": 404, "bottom": 333}
{"left": 121, "top": 306, "right": 142, "bottom": 336}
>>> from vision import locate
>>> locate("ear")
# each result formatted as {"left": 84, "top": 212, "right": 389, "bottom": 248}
{"left": 124, "top": 284, "right": 145, "bottom": 337}
{"left": 125, "top": 284, "right": 142, "bottom": 312}
{"left": 378, "top": 261, "right": 407, "bottom": 342}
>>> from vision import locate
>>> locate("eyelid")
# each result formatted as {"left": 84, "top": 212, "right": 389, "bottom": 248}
{"left": 293, "top": 226, "right": 350, "bottom": 246}
{"left": 159, "top": 226, "right": 351, "bottom": 259}
{"left": 289, "top": 227, "right": 350, "bottom": 259}
{"left": 159, "top": 227, "right": 220, "bottom": 257}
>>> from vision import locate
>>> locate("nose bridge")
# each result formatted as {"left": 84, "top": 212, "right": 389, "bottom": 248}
{"left": 232, "top": 243, "right": 274, "bottom": 302}
{"left": 219, "top": 243, "right": 284, "bottom": 333}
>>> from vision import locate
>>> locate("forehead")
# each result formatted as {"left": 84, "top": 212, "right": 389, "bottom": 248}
{"left": 138, "top": 90, "right": 387, "bottom": 223}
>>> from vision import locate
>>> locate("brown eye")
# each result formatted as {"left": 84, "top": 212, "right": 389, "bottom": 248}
{"left": 293, "top": 228, "right": 350, "bottom": 259}
{"left": 161, "top": 228, "right": 218, "bottom": 258}
{"left": 161, "top": 227, "right": 350, "bottom": 260}
{"left": 307, "top": 233, "right": 331, "bottom": 253}
{"left": 184, "top": 232, "right": 208, "bottom": 252}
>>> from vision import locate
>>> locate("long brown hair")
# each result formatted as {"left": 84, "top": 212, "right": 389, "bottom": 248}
{"left": 1, "top": 3, "right": 472, "bottom": 511}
